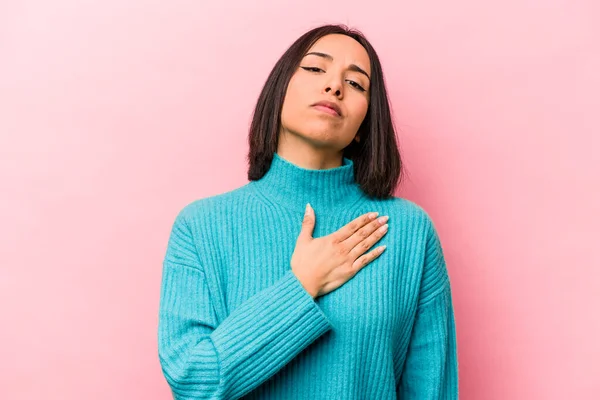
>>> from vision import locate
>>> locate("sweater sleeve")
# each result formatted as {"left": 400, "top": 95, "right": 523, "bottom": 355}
{"left": 397, "top": 217, "right": 459, "bottom": 399}
{"left": 157, "top": 210, "right": 334, "bottom": 400}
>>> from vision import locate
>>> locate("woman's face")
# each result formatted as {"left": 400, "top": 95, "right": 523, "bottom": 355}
{"left": 280, "top": 34, "right": 371, "bottom": 150}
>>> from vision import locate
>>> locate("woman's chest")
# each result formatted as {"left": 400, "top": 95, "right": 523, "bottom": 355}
{"left": 214, "top": 219, "right": 421, "bottom": 342}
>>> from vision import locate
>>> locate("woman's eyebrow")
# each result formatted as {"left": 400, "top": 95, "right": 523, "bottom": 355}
{"left": 304, "top": 51, "right": 371, "bottom": 81}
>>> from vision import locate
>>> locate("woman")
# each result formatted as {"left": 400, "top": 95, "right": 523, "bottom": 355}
{"left": 158, "top": 24, "right": 459, "bottom": 399}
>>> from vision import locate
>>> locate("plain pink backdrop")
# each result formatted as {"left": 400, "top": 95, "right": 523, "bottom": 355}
{"left": 1, "top": 1, "right": 599, "bottom": 399}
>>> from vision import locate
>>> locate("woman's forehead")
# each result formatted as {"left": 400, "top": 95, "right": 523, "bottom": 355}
{"left": 306, "top": 34, "right": 370, "bottom": 72}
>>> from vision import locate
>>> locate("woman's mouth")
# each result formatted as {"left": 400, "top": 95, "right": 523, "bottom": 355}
{"left": 312, "top": 105, "right": 341, "bottom": 117}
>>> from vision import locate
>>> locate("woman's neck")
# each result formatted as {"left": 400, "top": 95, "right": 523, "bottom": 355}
{"left": 249, "top": 152, "right": 364, "bottom": 215}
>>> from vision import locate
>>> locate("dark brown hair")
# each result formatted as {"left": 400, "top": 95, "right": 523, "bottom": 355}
{"left": 247, "top": 24, "right": 404, "bottom": 198}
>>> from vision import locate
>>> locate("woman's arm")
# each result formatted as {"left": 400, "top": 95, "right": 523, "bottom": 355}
{"left": 158, "top": 209, "right": 333, "bottom": 400}
{"left": 397, "top": 216, "right": 459, "bottom": 399}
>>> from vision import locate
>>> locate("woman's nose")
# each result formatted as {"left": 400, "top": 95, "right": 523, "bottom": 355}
{"left": 325, "top": 86, "right": 342, "bottom": 97}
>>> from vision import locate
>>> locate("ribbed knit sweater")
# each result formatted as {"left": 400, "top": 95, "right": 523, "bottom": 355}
{"left": 158, "top": 152, "right": 459, "bottom": 399}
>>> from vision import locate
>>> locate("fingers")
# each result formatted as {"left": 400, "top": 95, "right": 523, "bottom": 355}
{"left": 347, "top": 222, "right": 387, "bottom": 261}
{"left": 298, "top": 203, "right": 316, "bottom": 242}
{"left": 351, "top": 245, "right": 387, "bottom": 271}
{"left": 343, "top": 215, "right": 388, "bottom": 252}
{"left": 331, "top": 212, "right": 379, "bottom": 242}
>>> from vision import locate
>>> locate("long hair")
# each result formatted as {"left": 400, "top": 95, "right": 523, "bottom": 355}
{"left": 247, "top": 24, "right": 404, "bottom": 199}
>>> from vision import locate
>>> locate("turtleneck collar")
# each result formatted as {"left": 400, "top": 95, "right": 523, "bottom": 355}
{"left": 249, "top": 152, "right": 365, "bottom": 215}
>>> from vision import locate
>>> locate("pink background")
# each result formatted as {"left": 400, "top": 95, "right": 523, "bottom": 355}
{"left": 1, "top": 1, "right": 599, "bottom": 399}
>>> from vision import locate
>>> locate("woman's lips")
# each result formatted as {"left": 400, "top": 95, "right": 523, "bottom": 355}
{"left": 313, "top": 105, "right": 341, "bottom": 117}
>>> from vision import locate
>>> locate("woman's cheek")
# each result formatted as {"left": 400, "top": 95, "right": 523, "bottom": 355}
{"left": 350, "top": 100, "right": 368, "bottom": 123}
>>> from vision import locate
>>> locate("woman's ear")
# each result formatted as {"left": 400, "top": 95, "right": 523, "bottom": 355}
{"left": 354, "top": 135, "right": 360, "bottom": 143}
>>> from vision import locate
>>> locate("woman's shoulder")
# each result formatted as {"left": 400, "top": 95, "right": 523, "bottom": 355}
{"left": 171, "top": 183, "right": 254, "bottom": 225}
{"left": 372, "top": 195, "right": 434, "bottom": 227}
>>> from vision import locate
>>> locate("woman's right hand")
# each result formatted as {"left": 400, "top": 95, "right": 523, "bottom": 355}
{"left": 290, "top": 203, "right": 389, "bottom": 299}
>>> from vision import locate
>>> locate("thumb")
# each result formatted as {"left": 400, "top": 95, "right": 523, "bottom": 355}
{"left": 298, "top": 203, "right": 315, "bottom": 241}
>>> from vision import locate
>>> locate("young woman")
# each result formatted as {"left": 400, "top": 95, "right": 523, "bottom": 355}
{"left": 158, "top": 24, "right": 459, "bottom": 399}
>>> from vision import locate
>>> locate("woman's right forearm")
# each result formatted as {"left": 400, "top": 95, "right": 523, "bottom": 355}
{"left": 158, "top": 213, "right": 333, "bottom": 399}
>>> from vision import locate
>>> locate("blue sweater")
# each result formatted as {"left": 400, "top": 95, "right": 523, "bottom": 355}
{"left": 158, "top": 152, "right": 459, "bottom": 399}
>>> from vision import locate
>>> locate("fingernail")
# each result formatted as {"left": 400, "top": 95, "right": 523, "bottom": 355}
{"left": 378, "top": 216, "right": 389, "bottom": 224}
{"left": 369, "top": 212, "right": 379, "bottom": 220}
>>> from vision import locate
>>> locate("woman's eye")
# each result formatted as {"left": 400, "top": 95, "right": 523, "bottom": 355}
{"left": 301, "top": 66, "right": 366, "bottom": 92}
{"left": 300, "top": 66, "right": 323, "bottom": 73}
{"left": 347, "top": 80, "right": 366, "bottom": 92}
